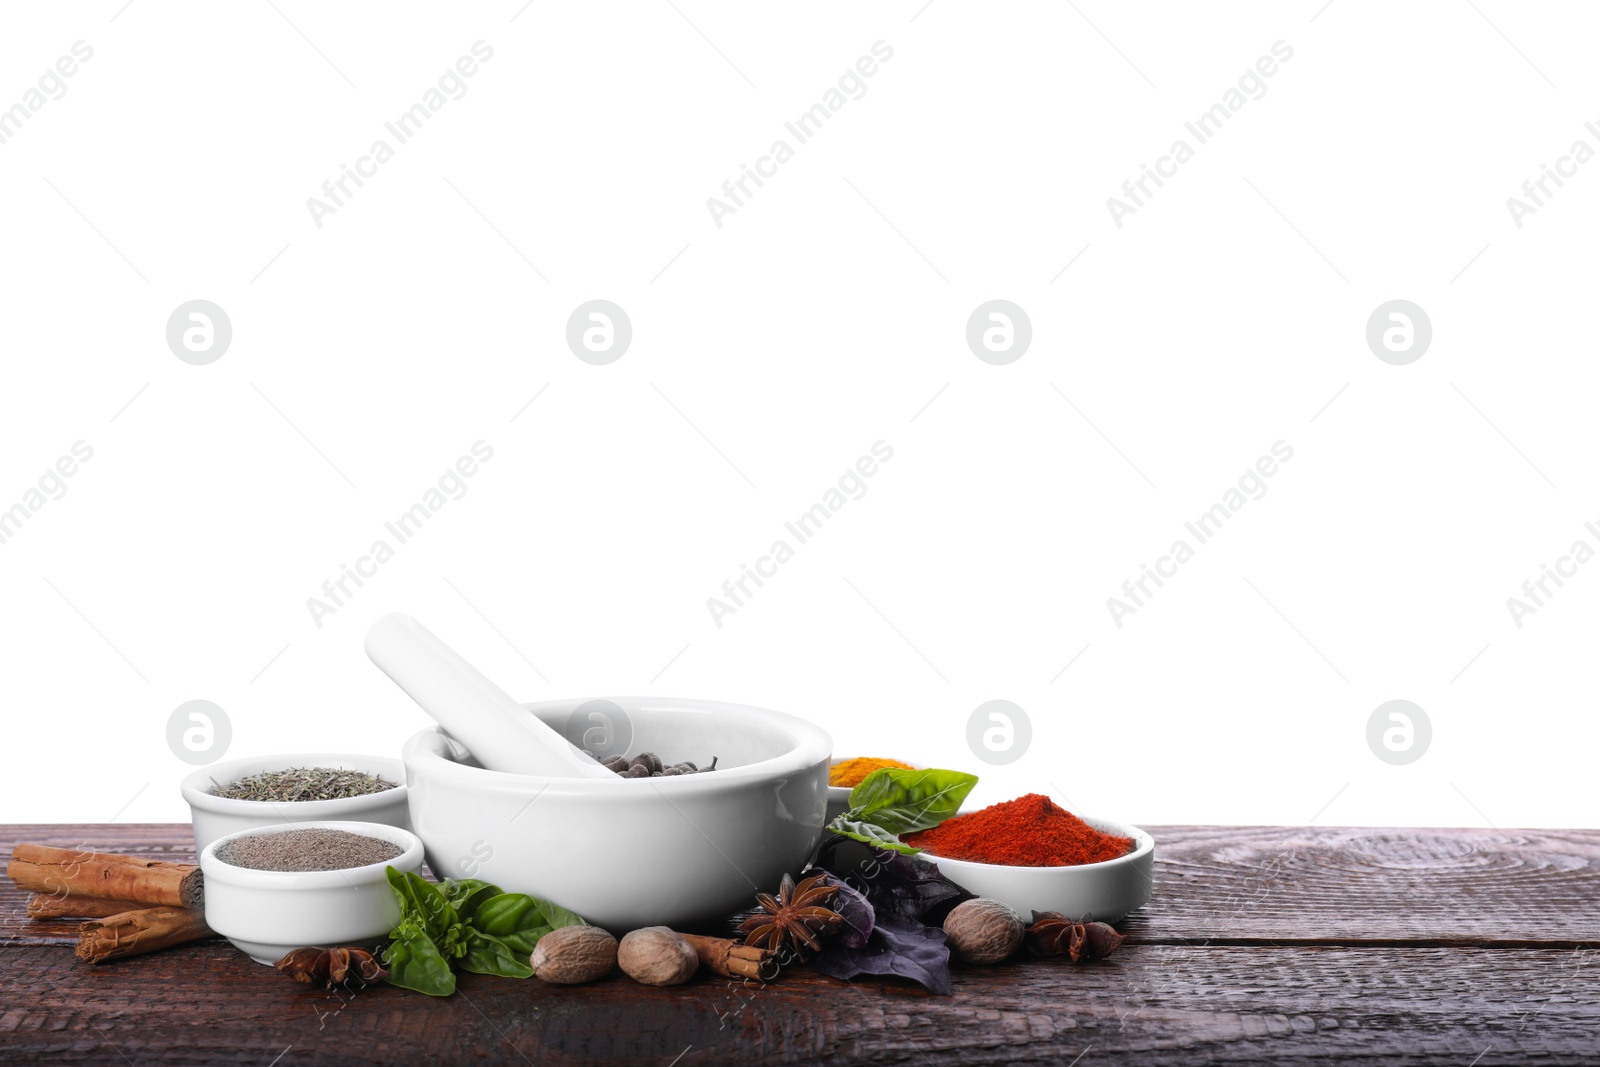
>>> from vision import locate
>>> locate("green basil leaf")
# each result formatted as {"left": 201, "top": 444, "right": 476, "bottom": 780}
{"left": 506, "top": 926, "right": 555, "bottom": 955}
{"left": 471, "top": 893, "right": 541, "bottom": 938}
{"left": 441, "top": 878, "right": 501, "bottom": 922}
{"left": 460, "top": 929, "right": 534, "bottom": 979}
{"left": 474, "top": 894, "right": 550, "bottom": 956}
{"left": 385, "top": 867, "right": 459, "bottom": 941}
{"left": 439, "top": 921, "right": 472, "bottom": 961}
{"left": 536, "top": 899, "right": 588, "bottom": 932}
{"left": 383, "top": 929, "right": 457, "bottom": 996}
{"left": 845, "top": 768, "right": 978, "bottom": 835}
{"left": 385, "top": 865, "right": 422, "bottom": 924}
{"left": 825, "top": 815, "right": 921, "bottom": 855}
{"left": 468, "top": 892, "right": 587, "bottom": 955}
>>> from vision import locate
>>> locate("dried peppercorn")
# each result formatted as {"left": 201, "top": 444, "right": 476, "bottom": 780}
{"left": 602, "top": 754, "right": 719, "bottom": 778}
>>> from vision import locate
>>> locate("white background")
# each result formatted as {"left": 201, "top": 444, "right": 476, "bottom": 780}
{"left": 2, "top": 1, "right": 1595, "bottom": 830}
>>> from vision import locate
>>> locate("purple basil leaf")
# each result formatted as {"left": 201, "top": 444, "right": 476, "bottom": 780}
{"left": 875, "top": 850, "right": 973, "bottom": 925}
{"left": 807, "top": 916, "right": 953, "bottom": 995}
{"left": 812, "top": 871, "right": 874, "bottom": 949}
{"left": 813, "top": 835, "right": 973, "bottom": 926}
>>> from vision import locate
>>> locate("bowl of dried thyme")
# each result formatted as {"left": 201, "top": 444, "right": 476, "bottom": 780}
{"left": 181, "top": 753, "right": 410, "bottom": 852}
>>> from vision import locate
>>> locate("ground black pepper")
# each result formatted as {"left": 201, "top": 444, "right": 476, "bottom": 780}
{"left": 215, "top": 828, "right": 403, "bottom": 872}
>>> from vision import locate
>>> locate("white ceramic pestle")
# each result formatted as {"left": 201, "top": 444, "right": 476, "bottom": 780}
{"left": 365, "top": 612, "right": 614, "bottom": 779}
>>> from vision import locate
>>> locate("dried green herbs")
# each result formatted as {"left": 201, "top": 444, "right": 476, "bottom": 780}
{"left": 210, "top": 766, "right": 397, "bottom": 803}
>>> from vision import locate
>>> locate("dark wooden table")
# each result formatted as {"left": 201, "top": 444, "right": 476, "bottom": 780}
{"left": 2, "top": 824, "right": 1595, "bottom": 1065}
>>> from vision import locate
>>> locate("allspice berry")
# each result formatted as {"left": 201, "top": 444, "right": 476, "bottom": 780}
{"left": 943, "top": 898, "right": 1025, "bottom": 964}
{"left": 617, "top": 926, "right": 699, "bottom": 986}
{"left": 531, "top": 926, "right": 618, "bottom": 984}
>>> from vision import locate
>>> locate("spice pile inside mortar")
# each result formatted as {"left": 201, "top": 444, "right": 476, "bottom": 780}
{"left": 209, "top": 767, "right": 398, "bottom": 802}
{"left": 598, "top": 751, "right": 718, "bottom": 778}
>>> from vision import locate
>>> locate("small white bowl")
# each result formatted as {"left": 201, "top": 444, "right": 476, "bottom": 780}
{"left": 918, "top": 816, "right": 1155, "bottom": 924}
{"left": 201, "top": 820, "right": 424, "bottom": 965}
{"left": 825, "top": 757, "right": 923, "bottom": 824}
{"left": 181, "top": 753, "right": 409, "bottom": 853}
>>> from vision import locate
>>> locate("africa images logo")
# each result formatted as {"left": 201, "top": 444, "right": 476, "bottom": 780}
{"left": 705, "top": 41, "right": 894, "bottom": 228}
{"left": 1105, "top": 40, "right": 1294, "bottom": 228}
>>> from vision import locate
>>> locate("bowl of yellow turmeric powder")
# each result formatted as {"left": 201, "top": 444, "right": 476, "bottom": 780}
{"left": 826, "top": 756, "right": 920, "bottom": 822}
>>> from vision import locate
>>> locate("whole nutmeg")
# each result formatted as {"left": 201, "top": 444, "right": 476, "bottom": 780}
{"left": 943, "top": 898, "right": 1025, "bottom": 964}
{"left": 617, "top": 926, "right": 698, "bottom": 986}
{"left": 531, "top": 925, "right": 617, "bottom": 984}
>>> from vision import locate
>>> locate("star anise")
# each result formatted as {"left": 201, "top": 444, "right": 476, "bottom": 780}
{"left": 1026, "top": 911, "right": 1124, "bottom": 962}
{"left": 275, "top": 946, "right": 388, "bottom": 989}
{"left": 738, "top": 873, "right": 844, "bottom": 959}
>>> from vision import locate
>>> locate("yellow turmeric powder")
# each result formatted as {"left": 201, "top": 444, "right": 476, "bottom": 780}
{"left": 829, "top": 756, "right": 916, "bottom": 788}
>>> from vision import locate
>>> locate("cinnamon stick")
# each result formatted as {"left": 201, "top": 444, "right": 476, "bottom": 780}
{"left": 8, "top": 844, "right": 202, "bottom": 909}
{"left": 677, "top": 932, "right": 777, "bottom": 981}
{"left": 28, "top": 893, "right": 147, "bottom": 920}
{"left": 75, "top": 906, "right": 213, "bottom": 963}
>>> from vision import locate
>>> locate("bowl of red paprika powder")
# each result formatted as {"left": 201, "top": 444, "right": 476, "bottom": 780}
{"left": 902, "top": 794, "right": 1154, "bottom": 923}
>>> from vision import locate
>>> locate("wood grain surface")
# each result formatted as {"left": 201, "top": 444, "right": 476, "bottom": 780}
{"left": 2, "top": 823, "right": 1595, "bottom": 1066}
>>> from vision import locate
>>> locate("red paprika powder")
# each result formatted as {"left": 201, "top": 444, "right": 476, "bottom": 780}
{"left": 903, "top": 793, "right": 1133, "bottom": 867}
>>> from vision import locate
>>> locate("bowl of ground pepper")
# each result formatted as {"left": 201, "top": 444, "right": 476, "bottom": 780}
{"left": 903, "top": 794, "right": 1154, "bottom": 924}
{"left": 201, "top": 820, "right": 425, "bottom": 965}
